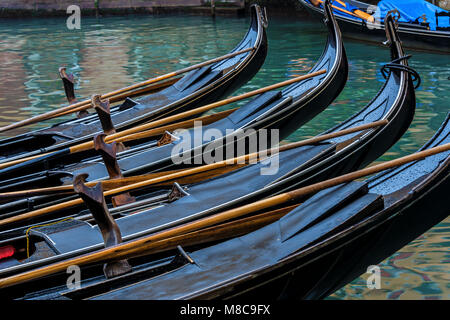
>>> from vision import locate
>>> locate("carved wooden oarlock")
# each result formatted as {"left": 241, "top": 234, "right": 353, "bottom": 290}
{"left": 91, "top": 94, "right": 126, "bottom": 152}
{"left": 73, "top": 174, "right": 132, "bottom": 278}
{"left": 59, "top": 67, "right": 89, "bottom": 118}
{"left": 91, "top": 94, "right": 116, "bottom": 135}
{"left": 93, "top": 133, "right": 135, "bottom": 207}
{"left": 157, "top": 130, "right": 180, "bottom": 147}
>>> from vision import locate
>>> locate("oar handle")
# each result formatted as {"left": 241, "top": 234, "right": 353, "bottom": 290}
{"left": 103, "top": 69, "right": 328, "bottom": 142}
{"left": 316, "top": 0, "right": 371, "bottom": 21}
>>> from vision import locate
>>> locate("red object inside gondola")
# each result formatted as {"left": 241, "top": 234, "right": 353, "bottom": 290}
{"left": 0, "top": 245, "right": 15, "bottom": 260}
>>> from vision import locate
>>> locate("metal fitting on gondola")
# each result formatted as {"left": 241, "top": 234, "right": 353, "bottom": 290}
{"left": 262, "top": 7, "right": 269, "bottom": 28}
{"left": 380, "top": 55, "right": 422, "bottom": 89}
{"left": 157, "top": 131, "right": 179, "bottom": 146}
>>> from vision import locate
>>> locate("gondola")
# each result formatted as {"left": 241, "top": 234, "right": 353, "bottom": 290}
{"left": 0, "top": 13, "right": 417, "bottom": 285}
{"left": 0, "top": 4, "right": 268, "bottom": 163}
{"left": 299, "top": 0, "right": 450, "bottom": 53}
{"left": 0, "top": 0, "right": 348, "bottom": 210}
{"left": 60, "top": 113, "right": 446, "bottom": 301}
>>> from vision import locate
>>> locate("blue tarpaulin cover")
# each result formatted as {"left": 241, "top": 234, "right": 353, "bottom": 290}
{"left": 326, "top": 0, "right": 359, "bottom": 19}
{"left": 306, "top": 0, "right": 359, "bottom": 19}
{"left": 306, "top": 0, "right": 449, "bottom": 30}
{"left": 376, "top": 0, "right": 449, "bottom": 30}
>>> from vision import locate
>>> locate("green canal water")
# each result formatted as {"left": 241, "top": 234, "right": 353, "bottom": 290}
{"left": 0, "top": 13, "right": 448, "bottom": 299}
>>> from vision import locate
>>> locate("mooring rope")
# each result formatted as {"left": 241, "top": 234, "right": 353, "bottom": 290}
{"left": 381, "top": 55, "right": 422, "bottom": 89}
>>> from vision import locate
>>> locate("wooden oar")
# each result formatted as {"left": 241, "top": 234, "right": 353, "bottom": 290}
{"left": 0, "top": 162, "right": 245, "bottom": 202}
{"left": 1, "top": 143, "right": 448, "bottom": 289}
{"left": 0, "top": 108, "right": 236, "bottom": 170}
{"left": 334, "top": 0, "right": 347, "bottom": 6}
{"left": 104, "top": 203, "right": 299, "bottom": 260}
{"left": 112, "top": 108, "right": 236, "bottom": 144}
{"left": 54, "top": 77, "right": 180, "bottom": 118}
{"left": 0, "top": 47, "right": 254, "bottom": 133}
{"left": 312, "top": 0, "right": 375, "bottom": 23}
{"left": 0, "top": 70, "right": 327, "bottom": 171}
{"left": 0, "top": 118, "right": 386, "bottom": 227}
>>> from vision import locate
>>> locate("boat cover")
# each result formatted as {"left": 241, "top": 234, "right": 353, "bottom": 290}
{"left": 307, "top": 0, "right": 449, "bottom": 30}
{"left": 307, "top": 0, "right": 359, "bottom": 19}
{"left": 376, "top": 0, "right": 449, "bottom": 30}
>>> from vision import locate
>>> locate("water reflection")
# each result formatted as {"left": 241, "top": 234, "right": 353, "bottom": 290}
{"left": 0, "top": 14, "right": 447, "bottom": 299}
{"left": 331, "top": 221, "right": 450, "bottom": 300}
{"left": 78, "top": 29, "right": 134, "bottom": 96}
{"left": 0, "top": 37, "right": 28, "bottom": 125}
